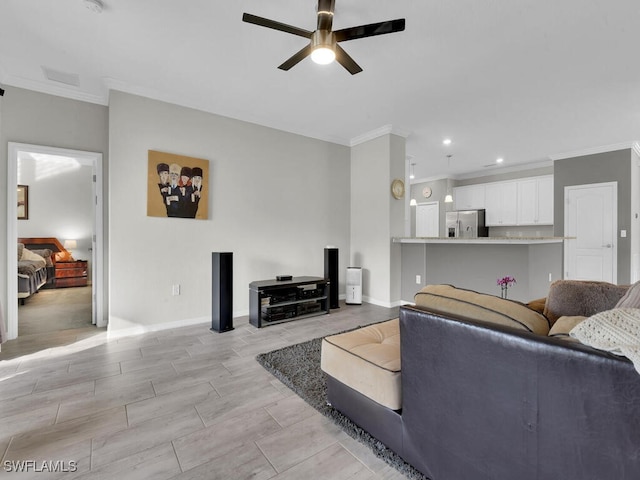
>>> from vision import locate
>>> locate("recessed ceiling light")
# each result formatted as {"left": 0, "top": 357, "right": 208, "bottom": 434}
{"left": 443, "top": 138, "right": 452, "bottom": 146}
{"left": 496, "top": 157, "right": 504, "bottom": 164}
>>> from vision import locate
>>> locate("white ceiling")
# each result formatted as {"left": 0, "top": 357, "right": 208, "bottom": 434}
{"left": 2, "top": 0, "right": 639, "bottom": 181}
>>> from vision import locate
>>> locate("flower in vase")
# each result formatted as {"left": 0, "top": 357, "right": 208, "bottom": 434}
{"left": 497, "top": 276, "right": 516, "bottom": 298}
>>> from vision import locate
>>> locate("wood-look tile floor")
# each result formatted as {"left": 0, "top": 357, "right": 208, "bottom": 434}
{"left": 0, "top": 302, "right": 408, "bottom": 479}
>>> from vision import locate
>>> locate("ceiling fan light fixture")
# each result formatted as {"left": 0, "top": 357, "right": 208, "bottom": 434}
{"left": 310, "top": 30, "right": 336, "bottom": 65}
{"left": 311, "top": 46, "right": 335, "bottom": 65}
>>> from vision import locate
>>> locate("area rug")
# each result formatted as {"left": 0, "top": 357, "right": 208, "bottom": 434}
{"left": 256, "top": 335, "right": 428, "bottom": 480}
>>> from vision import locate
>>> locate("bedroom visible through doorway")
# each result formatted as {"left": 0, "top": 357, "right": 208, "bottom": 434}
{"left": 7, "top": 143, "right": 105, "bottom": 341}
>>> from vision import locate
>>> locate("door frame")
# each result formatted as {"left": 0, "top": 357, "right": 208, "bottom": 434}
{"left": 6, "top": 143, "right": 105, "bottom": 340}
{"left": 563, "top": 181, "right": 617, "bottom": 283}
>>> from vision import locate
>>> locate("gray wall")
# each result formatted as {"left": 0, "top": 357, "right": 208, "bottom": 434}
{"left": 0, "top": 86, "right": 109, "bottom": 329}
{"left": 108, "top": 91, "right": 351, "bottom": 331}
{"left": 553, "top": 149, "right": 632, "bottom": 283}
{"left": 350, "top": 133, "right": 405, "bottom": 306}
{"left": 400, "top": 242, "right": 562, "bottom": 302}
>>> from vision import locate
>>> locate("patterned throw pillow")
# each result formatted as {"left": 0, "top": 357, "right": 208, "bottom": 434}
{"left": 615, "top": 281, "right": 640, "bottom": 308}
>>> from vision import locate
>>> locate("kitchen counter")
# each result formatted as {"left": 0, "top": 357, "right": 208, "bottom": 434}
{"left": 393, "top": 237, "right": 571, "bottom": 245}
{"left": 397, "top": 237, "right": 566, "bottom": 302}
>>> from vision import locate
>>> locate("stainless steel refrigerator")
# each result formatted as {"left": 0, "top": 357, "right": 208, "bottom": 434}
{"left": 445, "top": 209, "right": 489, "bottom": 238}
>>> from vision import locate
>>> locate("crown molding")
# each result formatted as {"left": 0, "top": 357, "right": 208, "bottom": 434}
{"left": 350, "top": 124, "right": 411, "bottom": 147}
{"left": 549, "top": 142, "right": 640, "bottom": 161}
{"left": 2, "top": 74, "right": 108, "bottom": 105}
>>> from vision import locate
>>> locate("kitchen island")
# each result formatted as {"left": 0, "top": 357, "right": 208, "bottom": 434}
{"left": 394, "top": 237, "right": 570, "bottom": 303}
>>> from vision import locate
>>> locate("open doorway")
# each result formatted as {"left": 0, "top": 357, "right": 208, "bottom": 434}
{"left": 6, "top": 143, "right": 105, "bottom": 340}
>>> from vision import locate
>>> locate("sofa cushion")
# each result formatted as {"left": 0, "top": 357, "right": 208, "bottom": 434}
{"left": 414, "top": 284, "right": 550, "bottom": 335}
{"left": 548, "top": 315, "right": 586, "bottom": 341}
{"left": 616, "top": 281, "right": 640, "bottom": 308}
{"left": 543, "top": 280, "right": 629, "bottom": 326}
{"left": 321, "top": 318, "right": 401, "bottom": 410}
{"left": 527, "top": 297, "right": 546, "bottom": 314}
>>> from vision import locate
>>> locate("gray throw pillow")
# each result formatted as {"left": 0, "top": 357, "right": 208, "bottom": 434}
{"left": 543, "top": 280, "right": 629, "bottom": 326}
{"left": 615, "top": 281, "right": 640, "bottom": 308}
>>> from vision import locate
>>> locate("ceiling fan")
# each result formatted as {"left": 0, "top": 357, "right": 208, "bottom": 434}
{"left": 242, "top": 0, "right": 405, "bottom": 75}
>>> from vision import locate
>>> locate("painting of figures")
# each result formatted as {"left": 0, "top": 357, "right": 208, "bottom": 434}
{"left": 147, "top": 150, "right": 209, "bottom": 220}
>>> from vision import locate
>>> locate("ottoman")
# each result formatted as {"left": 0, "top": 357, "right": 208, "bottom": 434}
{"left": 321, "top": 318, "right": 401, "bottom": 410}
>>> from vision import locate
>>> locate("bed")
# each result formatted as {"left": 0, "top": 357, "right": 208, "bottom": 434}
{"left": 17, "top": 237, "right": 71, "bottom": 304}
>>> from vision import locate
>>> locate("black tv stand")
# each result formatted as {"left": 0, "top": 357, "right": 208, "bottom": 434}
{"left": 249, "top": 276, "right": 330, "bottom": 328}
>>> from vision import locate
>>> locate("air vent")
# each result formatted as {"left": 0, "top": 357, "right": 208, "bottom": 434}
{"left": 41, "top": 66, "right": 80, "bottom": 87}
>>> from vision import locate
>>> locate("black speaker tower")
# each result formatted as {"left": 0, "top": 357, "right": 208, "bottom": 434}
{"left": 211, "top": 252, "right": 234, "bottom": 333}
{"left": 324, "top": 247, "right": 339, "bottom": 309}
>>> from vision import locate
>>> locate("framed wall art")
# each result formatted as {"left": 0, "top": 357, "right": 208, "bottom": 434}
{"left": 17, "top": 185, "right": 29, "bottom": 220}
{"left": 147, "top": 150, "right": 210, "bottom": 220}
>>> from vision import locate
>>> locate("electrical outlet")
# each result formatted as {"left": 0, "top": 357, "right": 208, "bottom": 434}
{"left": 172, "top": 284, "right": 180, "bottom": 296}
{"left": 416, "top": 275, "right": 421, "bottom": 284}
{"left": 621, "top": 230, "right": 627, "bottom": 238}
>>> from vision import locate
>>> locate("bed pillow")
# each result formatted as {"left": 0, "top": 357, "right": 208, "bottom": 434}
{"left": 17, "top": 243, "right": 24, "bottom": 261}
{"left": 31, "top": 248, "right": 53, "bottom": 266}
{"left": 414, "top": 284, "right": 550, "bottom": 335}
{"left": 543, "top": 280, "right": 629, "bottom": 326}
{"left": 615, "top": 281, "right": 640, "bottom": 308}
{"left": 20, "top": 248, "right": 47, "bottom": 268}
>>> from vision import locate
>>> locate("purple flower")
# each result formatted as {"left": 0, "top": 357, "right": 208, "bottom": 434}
{"left": 497, "top": 276, "right": 516, "bottom": 287}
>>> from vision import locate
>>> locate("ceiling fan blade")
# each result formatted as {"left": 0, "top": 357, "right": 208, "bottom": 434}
{"left": 316, "top": 0, "right": 335, "bottom": 31}
{"left": 278, "top": 44, "right": 314, "bottom": 71}
{"left": 334, "top": 44, "right": 362, "bottom": 75}
{"left": 334, "top": 18, "right": 406, "bottom": 42}
{"left": 243, "top": 13, "right": 313, "bottom": 38}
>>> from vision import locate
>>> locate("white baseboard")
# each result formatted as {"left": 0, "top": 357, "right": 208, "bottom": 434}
{"left": 362, "top": 296, "right": 405, "bottom": 308}
{"left": 106, "top": 311, "right": 249, "bottom": 339}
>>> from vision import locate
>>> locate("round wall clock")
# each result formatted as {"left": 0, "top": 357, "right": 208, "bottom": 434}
{"left": 422, "top": 186, "right": 432, "bottom": 198}
{"left": 391, "top": 179, "right": 405, "bottom": 199}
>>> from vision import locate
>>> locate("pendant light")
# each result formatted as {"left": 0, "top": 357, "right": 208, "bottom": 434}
{"left": 410, "top": 162, "right": 415, "bottom": 180}
{"left": 444, "top": 155, "right": 454, "bottom": 203}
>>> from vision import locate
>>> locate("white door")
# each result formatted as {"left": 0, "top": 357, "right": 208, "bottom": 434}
{"left": 416, "top": 202, "right": 439, "bottom": 237}
{"left": 564, "top": 182, "right": 617, "bottom": 282}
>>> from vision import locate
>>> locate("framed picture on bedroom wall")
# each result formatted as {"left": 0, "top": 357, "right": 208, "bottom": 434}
{"left": 147, "top": 150, "right": 210, "bottom": 220}
{"left": 17, "top": 185, "right": 29, "bottom": 220}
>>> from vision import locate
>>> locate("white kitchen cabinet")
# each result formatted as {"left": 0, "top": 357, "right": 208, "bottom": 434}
{"left": 485, "top": 181, "right": 517, "bottom": 226}
{"left": 516, "top": 175, "right": 554, "bottom": 225}
{"left": 453, "top": 184, "right": 485, "bottom": 210}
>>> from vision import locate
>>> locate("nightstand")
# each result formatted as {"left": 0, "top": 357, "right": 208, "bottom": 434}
{"left": 55, "top": 260, "right": 88, "bottom": 288}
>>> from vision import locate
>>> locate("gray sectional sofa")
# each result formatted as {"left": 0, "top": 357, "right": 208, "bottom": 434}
{"left": 321, "top": 283, "right": 640, "bottom": 480}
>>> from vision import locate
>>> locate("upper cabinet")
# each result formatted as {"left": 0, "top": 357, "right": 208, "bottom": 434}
{"left": 485, "top": 181, "right": 518, "bottom": 226}
{"left": 516, "top": 175, "right": 554, "bottom": 225}
{"left": 460, "top": 175, "right": 554, "bottom": 227}
{"left": 453, "top": 184, "right": 485, "bottom": 210}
